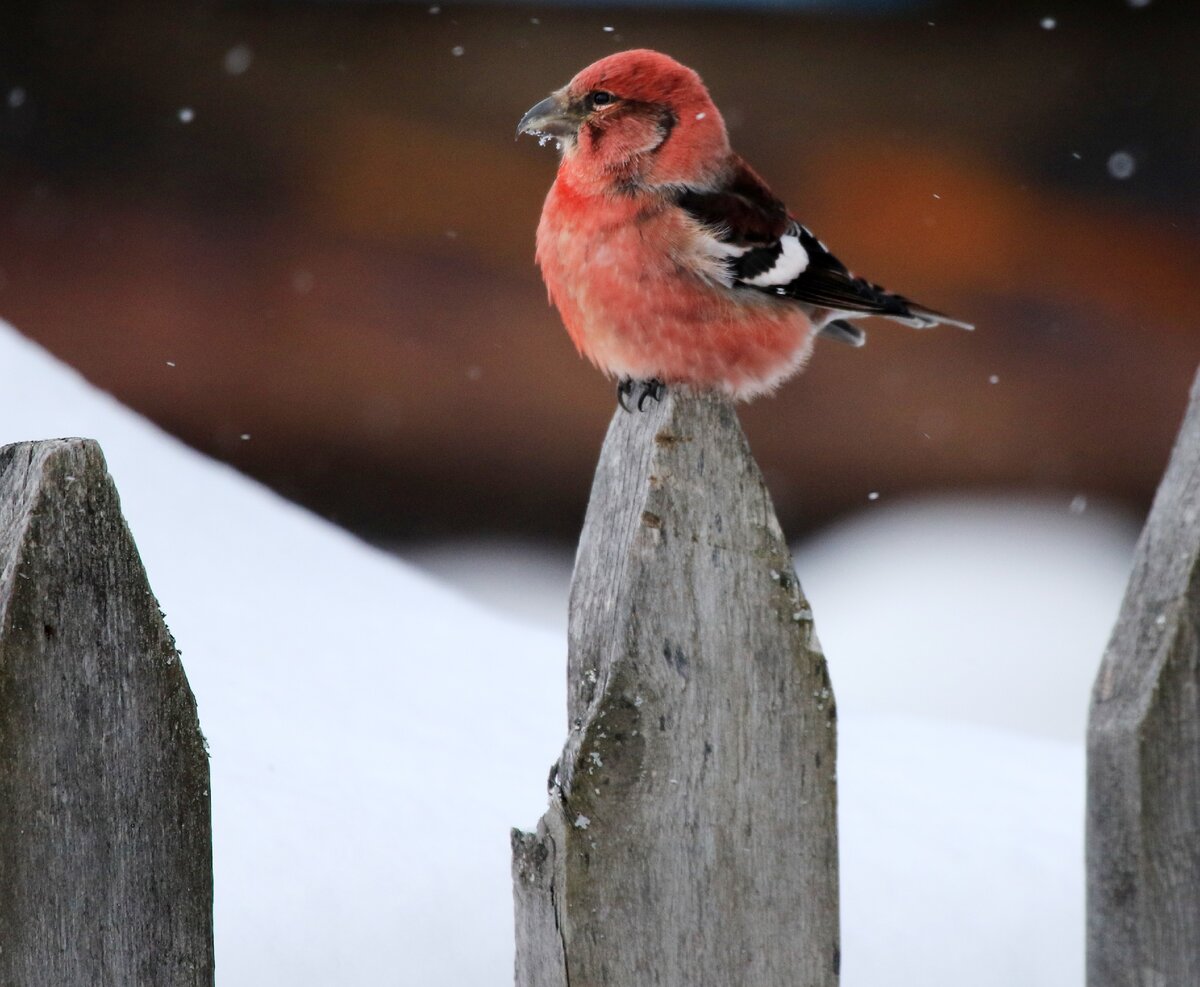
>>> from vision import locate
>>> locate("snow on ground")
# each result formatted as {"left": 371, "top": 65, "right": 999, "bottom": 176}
{"left": 0, "top": 319, "right": 1130, "bottom": 985}
{"left": 838, "top": 716, "right": 1084, "bottom": 985}
{"left": 796, "top": 495, "right": 1136, "bottom": 741}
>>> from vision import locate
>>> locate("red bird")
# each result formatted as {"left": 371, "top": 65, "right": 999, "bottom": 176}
{"left": 518, "top": 49, "right": 973, "bottom": 410}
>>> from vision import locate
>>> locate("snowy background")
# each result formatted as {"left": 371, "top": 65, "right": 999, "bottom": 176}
{"left": 0, "top": 318, "right": 1136, "bottom": 985}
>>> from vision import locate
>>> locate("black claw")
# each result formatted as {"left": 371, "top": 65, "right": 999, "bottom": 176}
{"left": 636, "top": 378, "right": 665, "bottom": 412}
{"left": 617, "top": 377, "right": 666, "bottom": 413}
{"left": 616, "top": 378, "right": 635, "bottom": 413}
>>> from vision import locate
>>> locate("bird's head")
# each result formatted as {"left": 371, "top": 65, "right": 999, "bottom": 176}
{"left": 518, "top": 49, "right": 730, "bottom": 190}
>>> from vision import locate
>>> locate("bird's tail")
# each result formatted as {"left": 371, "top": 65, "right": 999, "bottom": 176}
{"left": 884, "top": 298, "right": 975, "bottom": 332}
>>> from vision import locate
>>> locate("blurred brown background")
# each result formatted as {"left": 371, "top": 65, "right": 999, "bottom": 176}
{"left": 1, "top": 0, "right": 1197, "bottom": 545}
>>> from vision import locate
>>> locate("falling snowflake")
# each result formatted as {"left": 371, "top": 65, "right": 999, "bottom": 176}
{"left": 224, "top": 45, "right": 253, "bottom": 75}
{"left": 1107, "top": 151, "right": 1136, "bottom": 180}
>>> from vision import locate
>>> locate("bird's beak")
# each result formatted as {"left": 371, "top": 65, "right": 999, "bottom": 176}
{"left": 517, "top": 91, "right": 580, "bottom": 140}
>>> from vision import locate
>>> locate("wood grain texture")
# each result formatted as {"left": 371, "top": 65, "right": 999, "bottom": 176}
{"left": 0, "top": 439, "right": 213, "bottom": 986}
{"left": 512, "top": 391, "right": 839, "bottom": 987}
{"left": 1088, "top": 366, "right": 1200, "bottom": 987}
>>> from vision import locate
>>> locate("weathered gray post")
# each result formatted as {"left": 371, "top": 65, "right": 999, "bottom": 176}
{"left": 1088, "top": 366, "right": 1200, "bottom": 987}
{"left": 512, "top": 392, "right": 839, "bottom": 987}
{"left": 0, "top": 440, "right": 213, "bottom": 986}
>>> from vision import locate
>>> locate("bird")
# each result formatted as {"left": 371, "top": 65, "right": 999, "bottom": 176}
{"left": 517, "top": 49, "right": 973, "bottom": 410}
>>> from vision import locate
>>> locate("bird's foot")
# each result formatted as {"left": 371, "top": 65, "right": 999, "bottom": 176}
{"left": 616, "top": 377, "right": 666, "bottom": 413}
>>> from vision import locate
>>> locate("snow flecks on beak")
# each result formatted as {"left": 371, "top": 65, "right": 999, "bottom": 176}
{"left": 517, "top": 91, "right": 581, "bottom": 142}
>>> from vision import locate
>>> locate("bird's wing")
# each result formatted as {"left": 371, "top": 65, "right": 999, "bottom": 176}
{"left": 675, "top": 157, "right": 974, "bottom": 331}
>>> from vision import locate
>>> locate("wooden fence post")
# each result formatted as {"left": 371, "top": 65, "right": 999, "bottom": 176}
{"left": 1088, "top": 366, "right": 1200, "bottom": 986}
{"left": 512, "top": 391, "right": 839, "bottom": 987}
{"left": 0, "top": 439, "right": 213, "bottom": 986}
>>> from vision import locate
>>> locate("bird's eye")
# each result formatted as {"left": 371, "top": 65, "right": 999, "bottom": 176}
{"left": 588, "top": 90, "right": 616, "bottom": 109}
